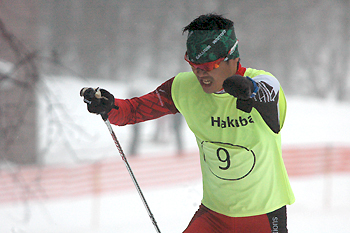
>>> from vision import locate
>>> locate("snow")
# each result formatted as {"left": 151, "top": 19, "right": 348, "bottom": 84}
{"left": 1, "top": 76, "right": 350, "bottom": 232}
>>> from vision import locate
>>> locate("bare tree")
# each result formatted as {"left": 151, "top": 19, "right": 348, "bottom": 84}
{"left": 333, "top": 0, "right": 350, "bottom": 101}
{"left": 294, "top": 0, "right": 349, "bottom": 99}
{"left": 0, "top": 18, "right": 39, "bottom": 164}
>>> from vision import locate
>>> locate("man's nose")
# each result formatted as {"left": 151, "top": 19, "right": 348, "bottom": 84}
{"left": 193, "top": 68, "right": 208, "bottom": 77}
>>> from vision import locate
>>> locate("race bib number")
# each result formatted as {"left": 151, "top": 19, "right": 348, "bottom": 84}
{"left": 201, "top": 141, "right": 256, "bottom": 181}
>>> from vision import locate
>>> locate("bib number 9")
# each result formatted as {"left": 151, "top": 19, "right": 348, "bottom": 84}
{"left": 201, "top": 141, "right": 256, "bottom": 181}
{"left": 217, "top": 148, "right": 231, "bottom": 170}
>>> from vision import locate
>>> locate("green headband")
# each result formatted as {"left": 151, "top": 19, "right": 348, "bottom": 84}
{"left": 186, "top": 28, "right": 239, "bottom": 64}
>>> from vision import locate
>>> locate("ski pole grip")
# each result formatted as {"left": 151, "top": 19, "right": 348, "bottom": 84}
{"left": 80, "top": 87, "right": 100, "bottom": 104}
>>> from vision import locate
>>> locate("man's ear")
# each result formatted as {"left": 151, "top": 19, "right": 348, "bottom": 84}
{"left": 227, "top": 57, "right": 240, "bottom": 71}
{"left": 228, "top": 57, "right": 240, "bottom": 66}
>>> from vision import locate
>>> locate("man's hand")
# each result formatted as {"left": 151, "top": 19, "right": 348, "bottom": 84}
{"left": 223, "top": 75, "right": 256, "bottom": 100}
{"left": 80, "top": 87, "right": 118, "bottom": 120}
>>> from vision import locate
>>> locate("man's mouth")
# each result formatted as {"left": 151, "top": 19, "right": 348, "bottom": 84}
{"left": 199, "top": 77, "right": 213, "bottom": 86}
{"left": 202, "top": 79, "right": 212, "bottom": 85}
{"left": 198, "top": 77, "right": 218, "bottom": 93}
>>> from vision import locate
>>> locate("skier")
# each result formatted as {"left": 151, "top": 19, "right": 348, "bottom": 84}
{"left": 81, "top": 13, "right": 295, "bottom": 233}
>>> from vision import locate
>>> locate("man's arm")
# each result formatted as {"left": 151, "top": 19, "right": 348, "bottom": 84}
{"left": 251, "top": 75, "right": 284, "bottom": 134}
{"left": 108, "top": 77, "right": 179, "bottom": 126}
{"left": 236, "top": 75, "right": 283, "bottom": 134}
{"left": 223, "top": 74, "right": 284, "bottom": 134}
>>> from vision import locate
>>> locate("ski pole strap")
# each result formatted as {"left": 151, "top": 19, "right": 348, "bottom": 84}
{"left": 246, "top": 76, "right": 259, "bottom": 98}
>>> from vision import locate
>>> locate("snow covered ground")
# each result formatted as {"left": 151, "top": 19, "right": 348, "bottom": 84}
{"left": 1, "top": 173, "right": 350, "bottom": 233}
{"left": 1, "top": 76, "right": 350, "bottom": 232}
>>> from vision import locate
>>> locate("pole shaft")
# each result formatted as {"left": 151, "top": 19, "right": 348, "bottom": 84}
{"left": 103, "top": 119, "right": 161, "bottom": 233}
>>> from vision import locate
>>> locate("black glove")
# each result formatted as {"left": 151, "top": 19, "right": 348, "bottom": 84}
{"left": 80, "top": 87, "right": 118, "bottom": 120}
{"left": 223, "top": 75, "right": 255, "bottom": 100}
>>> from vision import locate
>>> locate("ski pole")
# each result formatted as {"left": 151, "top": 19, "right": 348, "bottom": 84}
{"left": 102, "top": 117, "right": 162, "bottom": 233}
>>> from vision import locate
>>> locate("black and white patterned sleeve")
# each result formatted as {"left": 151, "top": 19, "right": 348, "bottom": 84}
{"left": 253, "top": 75, "right": 280, "bottom": 104}
{"left": 237, "top": 75, "right": 283, "bottom": 133}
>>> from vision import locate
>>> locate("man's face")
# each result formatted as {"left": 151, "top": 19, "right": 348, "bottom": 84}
{"left": 191, "top": 58, "right": 239, "bottom": 94}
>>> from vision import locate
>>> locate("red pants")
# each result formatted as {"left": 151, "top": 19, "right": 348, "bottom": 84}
{"left": 183, "top": 204, "right": 287, "bottom": 233}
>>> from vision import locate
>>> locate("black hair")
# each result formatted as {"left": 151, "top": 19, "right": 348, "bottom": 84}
{"left": 182, "top": 13, "right": 234, "bottom": 34}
